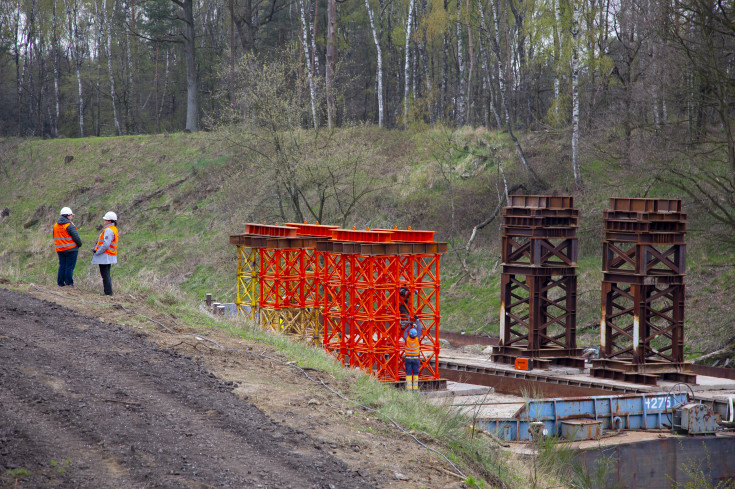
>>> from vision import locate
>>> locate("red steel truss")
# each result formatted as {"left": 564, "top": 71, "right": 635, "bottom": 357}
{"left": 320, "top": 228, "right": 446, "bottom": 382}
{"left": 231, "top": 223, "right": 446, "bottom": 383}
{"left": 593, "top": 198, "right": 692, "bottom": 385}
{"left": 493, "top": 195, "right": 584, "bottom": 369}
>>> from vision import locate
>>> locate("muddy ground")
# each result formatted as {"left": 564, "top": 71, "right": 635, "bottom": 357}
{"left": 0, "top": 284, "right": 470, "bottom": 489}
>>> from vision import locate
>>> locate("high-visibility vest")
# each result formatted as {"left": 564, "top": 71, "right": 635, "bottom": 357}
{"left": 95, "top": 225, "right": 119, "bottom": 256}
{"left": 405, "top": 336, "right": 420, "bottom": 358}
{"left": 53, "top": 222, "right": 77, "bottom": 252}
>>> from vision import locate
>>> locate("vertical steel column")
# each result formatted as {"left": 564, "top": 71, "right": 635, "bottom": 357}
{"left": 286, "top": 223, "right": 340, "bottom": 343}
{"left": 321, "top": 246, "right": 347, "bottom": 363}
{"left": 236, "top": 245, "right": 258, "bottom": 318}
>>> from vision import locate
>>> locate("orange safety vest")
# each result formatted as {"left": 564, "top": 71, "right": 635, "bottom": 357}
{"left": 95, "top": 225, "right": 119, "bottom": 256}
{"left": 405, "top": 336, "right": 420, "bottom": 358}
{"left": 53, "top": 222, "right": 77, "bottom": 252}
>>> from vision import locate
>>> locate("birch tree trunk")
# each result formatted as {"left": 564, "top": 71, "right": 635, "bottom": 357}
{"left": 478, "top": 0, "right": 501, "bottom": 127}
{"left": 181, "top": 0, "right": 199, "bottom": 132}
{"left": 299, "top": 0, "right": 319, "bottom": 129}
{"left": 440, "top": 2, "right": 448, "bottom": 120}
{"left": 64, "top": 0, "right": 85, "bottom": 137}
{"left": 364, "top": 0, "right": 384, "bottom": 127}
{"left": 52, "top": 1, "right": 60, "bottom": 137}
{"left": 327, "top": 0, "right": 337, "bottom": 128}
{"left": 123, "top": 0, "right": 134, "bottom": 132}
{"left": 158, "top": 48, "right": 170, "bottom": 127}
{"left": 311, "top": 0, "right": 320, "bottom": 76}
{"left": 403, "top": 0, "right": 415, "bottom": 127}
{"left": 571, "top": 0, "right": 582, "bottom": 188}
{"left": 554, "top": 0, "right": 561, "bottom": 117}
{"left": 104, "top": 0, "right": 121, "bottom": 135}
{"left": 94, "top": 0, "right": 102, "bottom": 136}
{"left": 455, "top": 0, "right": 465, "bottom": 125}
{"left": 13, "top": 4, "right": 27, "bottom": 136}
{"left": 465, "top": 0, "right": 473, "bottom": 125}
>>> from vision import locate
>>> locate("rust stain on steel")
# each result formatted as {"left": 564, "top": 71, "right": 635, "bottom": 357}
{"left": 690, "top": 364, "right": 735, "bottom": 380}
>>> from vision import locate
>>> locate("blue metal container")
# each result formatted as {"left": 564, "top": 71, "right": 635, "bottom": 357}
{"left": 478, "top": 392, "right": 688, "bottom": 441}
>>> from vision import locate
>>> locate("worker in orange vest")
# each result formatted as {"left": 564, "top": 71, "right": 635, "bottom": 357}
{"left": 53, "top": 207, "right": 82, "bottom": 287}
{"left": 399, "top": 286, "right": 423, "bottom": 390}
{"left": 91, "top": 211, "right": 118, "bottom": 296}
{"left": 403, "top": 327, "right": 421, "bottom": 390}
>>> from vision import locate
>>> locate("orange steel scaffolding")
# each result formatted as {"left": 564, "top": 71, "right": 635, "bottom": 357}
{"left": 320, "top": 228, "right": 401, "bottom": 379}
{"left": 320, "top": 228, "right": 446, "bottom": 382}
{"left": 378, "top": 228, "right": 444, "bottom": 381}
{"left": 231, "top": 222, "right": 446, "bottom": 384}
{"left": 285, "top": 222, "right": 340, "bottom": 342}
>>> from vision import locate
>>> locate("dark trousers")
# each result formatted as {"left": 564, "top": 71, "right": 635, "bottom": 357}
{"left": 98, "top": 264, "right": 113, "bottom": 295}
{"left": 57, "top": 249, "right": 78, "bottom": 286}
{"left": 405, "top": 357, "right": 420, "bottom": 376}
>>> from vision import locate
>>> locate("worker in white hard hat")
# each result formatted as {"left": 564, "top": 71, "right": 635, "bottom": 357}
{"left": 53, "top": 207, "right": 82, "bottom": 287}
{"left": 91, "top": 211, "right": 119, "bottom": 296}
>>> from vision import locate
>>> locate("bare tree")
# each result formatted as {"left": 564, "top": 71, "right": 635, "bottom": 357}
{"left": 326, "top": 0, "right": 336, "bottom": 128}
{"left": 104, "top": 0, "right": 122, "bottom": 135}
{"left": 403, "top": 0, "right": 416, "bottom": 127}
{"left": 364, "top": 0, "right": 384, "bottom": 127}
{"left": 64, "top": 0, "right": 86, "bottom": 137}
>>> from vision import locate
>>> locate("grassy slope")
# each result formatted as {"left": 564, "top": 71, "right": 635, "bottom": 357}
{"left": 1, "top": 127, "right": 733, "bottom": 361}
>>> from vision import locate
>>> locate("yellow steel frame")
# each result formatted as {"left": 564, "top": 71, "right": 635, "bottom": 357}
{"left": 259, "top": 307, "right": 323, "bottom": 345}
{"left": 236, "top": 246, "right": 258, "bottom": 318}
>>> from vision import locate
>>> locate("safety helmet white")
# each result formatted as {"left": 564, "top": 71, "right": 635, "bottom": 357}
{"left": 60, "top": 207, "right": 73, "bottom": 216}
{"left": 103, "top": 211, "right": 117, "bottom": 221}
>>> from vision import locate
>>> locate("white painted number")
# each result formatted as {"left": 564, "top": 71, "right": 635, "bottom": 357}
{"left": 644, "top": 397, "right": 672, "bottom": 410}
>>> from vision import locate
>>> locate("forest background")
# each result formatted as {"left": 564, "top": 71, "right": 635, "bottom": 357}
{"left": 1, "top": 0, "right": 735, "bottom": 364}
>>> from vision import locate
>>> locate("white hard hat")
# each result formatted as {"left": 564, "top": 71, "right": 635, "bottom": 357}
{"left": 60, "top": 207, "right": 73, "bottom": 216}
{"left": 103, "top": 211, "right": 117, "bottom": 221}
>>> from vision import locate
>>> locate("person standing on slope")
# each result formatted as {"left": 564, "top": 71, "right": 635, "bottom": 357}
{"left": 91, "top": 211, "right": 118, "bottom": 296}
{"left": 399, "top": 287, "right": 423, "bottom": 391}
{"left": 53, "top": 207, "right": 82, "bottom": 287}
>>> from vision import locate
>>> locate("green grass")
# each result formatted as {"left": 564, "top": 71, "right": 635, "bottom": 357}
{"left": 2, "top": 128, "right": 735, "bottom": 359}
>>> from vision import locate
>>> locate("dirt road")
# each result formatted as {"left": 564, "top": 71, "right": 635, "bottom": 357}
{"left": 0, "top": 285, "right": 466, "bottom": 489}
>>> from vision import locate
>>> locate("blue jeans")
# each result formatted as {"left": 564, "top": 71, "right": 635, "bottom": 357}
{"left": 405, "top": 357, "right": 420, "bottom": 376}
{"left": 57, "top": 249, "right": 78, "bottom": 286}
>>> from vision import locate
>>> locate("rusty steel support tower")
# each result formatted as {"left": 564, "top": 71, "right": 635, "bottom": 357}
{"left": 492, "top": 195, "right": 585, "bottom": 369}
{"left": 592, "top": 198, "right": 694, "bottom": 385}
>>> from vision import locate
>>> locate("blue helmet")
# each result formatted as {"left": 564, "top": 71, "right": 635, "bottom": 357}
{"left": 409, "top": 328, "right": 418, "bottom": 338}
